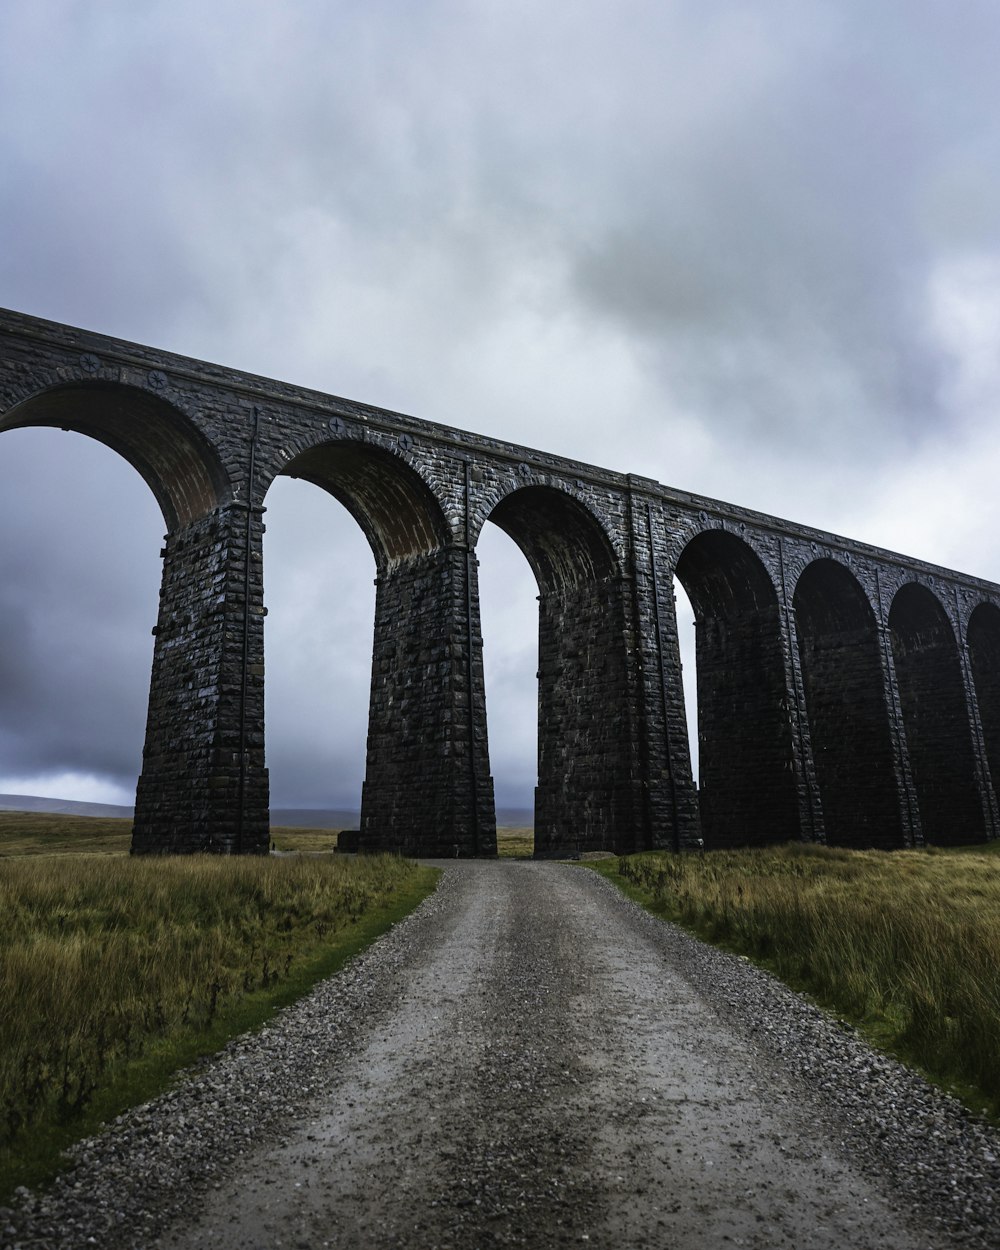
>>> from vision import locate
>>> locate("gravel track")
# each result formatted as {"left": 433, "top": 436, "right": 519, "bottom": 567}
{"left": 3, "top": 860, "right": 1000, "bottom": 1249}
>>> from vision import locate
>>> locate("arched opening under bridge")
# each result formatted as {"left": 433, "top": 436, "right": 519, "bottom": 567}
{"left": 484, "top": 485, "right": 635, "bottom": 856}
{"left": 477, "top": 522, "right": 538, "bottom": 857}
{"left": 968, "top": 602, "right": 1000, "bottom": 809}
{"left": 794, "top": 559, "right": 903, "bottom": 849}
{"left": 261, "top": 477, "right": 374, "bottom": 840}
{"left": 274, "top": 440, "right": 490, "bottom": 856}
{"left": 890, "top": 583, "right": 985, "bottom": 845}
{"left": 1, "top": 381, "right": 229, "bottom": 530}
{"left": 0, "top": 379, "right": 222, "bottom": 818}
{"left": 672, "top": 577, "right": 698, "bottom": 782}
{"left": 674, "top": 530, "right": 798, "bottom": 848}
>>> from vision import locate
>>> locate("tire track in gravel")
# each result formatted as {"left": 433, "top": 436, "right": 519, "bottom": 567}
{"left": 167, "top": 862, "right": 606, "bottom": 1249}
{"left": 162, "top": 862, "right": 958, "bottom": 1250}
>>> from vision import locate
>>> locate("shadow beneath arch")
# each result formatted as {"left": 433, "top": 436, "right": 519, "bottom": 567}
{"left": 891, "top": 583, "right": 985, "bottom": 846}
{"left": 487, "top": 485, "right": 636, "bottom": 856}
{"left": 675, "top": 529, "right": 799, "bottom": 849}
{"left": 3, "top": 381, "right": 231, "bottom": 528}
{"left": 794, "top": 559, "right": 903, "bottom": 849}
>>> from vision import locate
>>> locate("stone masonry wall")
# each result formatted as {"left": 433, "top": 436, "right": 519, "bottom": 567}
{"left": 965, "top": 604, "right": 1000, "bottom": 829}
{"left": 534, "top": 576, "right": 635, "bottom": 856}
{"left": 695, "top": 605, "right": 801, "bottom": 849}
{"left": 132, "top": 504, "right": 269, "bottom": 854}
{"left": 361, "top": 547, "right": 497, "bottom": 857}
{"left": 797, "top": 623, "right": 905, "bottom": 850}
{"left": 890, "top": 588, "right": 986, "bottom": 845}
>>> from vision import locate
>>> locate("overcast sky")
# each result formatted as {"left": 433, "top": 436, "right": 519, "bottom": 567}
{"left": 2, "top": 1, "right": 1000, "bottom": 812}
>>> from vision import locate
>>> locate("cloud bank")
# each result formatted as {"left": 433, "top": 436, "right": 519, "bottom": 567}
{"left": 2, "top": 1, "right": 999, "bottom": 807}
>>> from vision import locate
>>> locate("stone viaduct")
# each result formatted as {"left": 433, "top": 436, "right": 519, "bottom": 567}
{"left": 2, "top": 307, "right": 1000, "bottom": 857}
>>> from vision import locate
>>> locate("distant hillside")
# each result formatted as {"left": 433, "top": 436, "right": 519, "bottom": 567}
{"left": 0, "top": 795, "right": 534, "bottom": 829}
{"left": 496, "top": 808, "right": 533, "bottom": 828}
{"left": 0, "top": 794, "right": 134, "bottom": 819}
{"left": 0, "top": 796, "right": 358, "bottom": 829}
{"left": 270, "top": 808, "right": 360, "bottom": 829}
{"left": 271, "top": 807, "right": 534, "bottom": 828}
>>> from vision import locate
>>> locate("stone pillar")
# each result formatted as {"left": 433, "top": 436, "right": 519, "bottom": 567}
{"left": 874, "top": 619, "right": 923, "bottom": 847}
{"left": 627, "top": 488, "right": 700, "bottom": 852}
{"left": 953, "top": 601, "right": 1000, "bottom": 841}
{"left": 131, "top": 502, "right": 269, "bottom": 854}
{"left": 534, "top": 573, "right": 640, "bottom": 857}
{"left": 967, "top": 605, "right": 1000, "bottom": 821}
{"left": 694, "top": 601, "right": 801, "bottom": 849}
{"left": 776, "top": 543, "right": 825, "bottom": 844}
{"left": 890, "top": 588, "right": 991, "bottom": 845}
{"left": 869, "top": 567, "right": 922, "bottom": 848}
{"left": 359, "top": 544, "right": 497, "bottom": 857}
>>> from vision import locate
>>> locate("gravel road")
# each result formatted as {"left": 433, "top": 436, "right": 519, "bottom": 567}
{"left": 4, "top": 860, "right": 1000, "bottom": 1249}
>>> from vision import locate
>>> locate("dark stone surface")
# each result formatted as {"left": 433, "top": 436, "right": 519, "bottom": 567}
{"left": 2, "top": 306, "right": 1000, "bottom": 855}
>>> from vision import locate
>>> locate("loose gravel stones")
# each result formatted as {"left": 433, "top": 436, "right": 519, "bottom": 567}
{"left": 2, "top": 862, "right": 999, "bottom": 1249}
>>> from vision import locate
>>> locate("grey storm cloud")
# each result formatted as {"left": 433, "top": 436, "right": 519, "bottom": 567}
{"left": 2, "top": 0, "right": 1000, "bottom": 808}
{"left": 0, "top": 431, "right": 161, "bottom": 791}
{"left": 565, "top": 5, "right": 1000, "bottom": 462}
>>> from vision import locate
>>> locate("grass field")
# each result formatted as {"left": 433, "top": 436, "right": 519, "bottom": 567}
{"left": 592, "top": 841, "right": 1000, "bottom": 1120}
{"left": 0, "top": 811, "right": 354, "bottom": 857}
{"left": 496, "top": 826, "right": 534, "bottom": 858}
{"left": 0, "top": 811, "right": 134, "bottom": 857}
{"left": 0, "top": 814, "right": 438, "bottom": 1199}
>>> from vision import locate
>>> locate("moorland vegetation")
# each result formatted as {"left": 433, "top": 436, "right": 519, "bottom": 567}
{"left": 592, "top": 841, "right": 1000, "bottom": 1120}
{"left": 0, "top": 813, "right": 436, "bottom": 1198}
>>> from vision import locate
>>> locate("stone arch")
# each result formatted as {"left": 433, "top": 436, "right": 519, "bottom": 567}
{"left": 482, "top": 484, "right": 633, "bottom": 855}
{"left": 890, "top": 584, "right": 984, "bottom": 845}
{"left": 968, "top": 602, "right": 1000, "bottom": 809}
{"left": 269, "top": 439, "right": 492, "bottom": 856}
{"left": 0, "top": 382, "right": 239, "bottom": 856}
{"left": 793, "top": 559, "right": 902, "bottom": 848}
{"left": 674, "top": 528, "right": 798, "bottom": 848}
{"left": 486, "top": 483, "right": 619, "bottom": 591}
{"left": 258, "top": 477, "right": 375, "bottom": 820}
{"left": 277, "top": 439, "right": 450, "bottom": 572}
{"left": 1, "top": 381, "right": 230, "bottom": 529}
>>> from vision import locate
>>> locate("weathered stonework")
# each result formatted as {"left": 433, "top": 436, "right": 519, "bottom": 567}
{"left": 3, "top": 306, "right": 1000, "bottom": 856}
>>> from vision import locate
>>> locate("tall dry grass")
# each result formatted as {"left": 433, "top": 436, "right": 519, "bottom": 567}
{"left": 0, "top": 853, "right": 424, "bottom": 1150}
{"left": 610, "top": 843, "right": 1000, "bottom": 1113}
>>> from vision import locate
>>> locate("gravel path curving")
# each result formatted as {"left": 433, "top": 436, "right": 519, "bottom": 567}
{"left": 3, "top": 860, "right": 1000, "bottom": 1249}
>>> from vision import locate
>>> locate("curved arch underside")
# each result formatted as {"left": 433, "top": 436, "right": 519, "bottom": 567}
{"left": 794, "top": 559, "right": 902, "bottom": 849}
{"left": 1, "top": 382, "right": 229, "bottom": 529}
{"left": 282, "top": 442, "right": 450, "bottom": 570}
{"left": 890, "top": 584, "right": 984, "bottom": 845}
{"left": 487, "top": 485, "right": 618, "bottom": 594}
{"left": 676, "top": 529, "right": 779, "bottom": 619}
{"left": 675, "top": 530, "right": 799, "bottom": 848}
